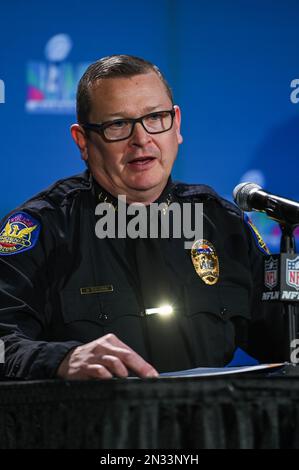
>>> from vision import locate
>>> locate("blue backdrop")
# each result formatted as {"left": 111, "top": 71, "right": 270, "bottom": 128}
{"left": 1, "top": 0, "right": 299, "bottom": 252}
{"left": 1, "top": 0, "right": 299, "bottom": 241}
{"left": 1, "top": 0, "right": 299, "bottom": 365}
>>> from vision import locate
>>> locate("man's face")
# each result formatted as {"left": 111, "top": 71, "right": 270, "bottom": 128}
{"left": 72, "top": 72, "right": 182, "bottom": 203}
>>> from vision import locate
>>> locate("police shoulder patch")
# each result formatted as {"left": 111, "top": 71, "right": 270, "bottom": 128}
{"left": 0, "top": 212, "right": 41, "bottom": 256}
{"left": 243, "top": 213, "right": 270, "bottom": 255}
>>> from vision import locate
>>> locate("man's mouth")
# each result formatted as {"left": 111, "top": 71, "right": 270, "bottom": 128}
{"left": 127, "top": 156, "right": 156, "bottom": 168}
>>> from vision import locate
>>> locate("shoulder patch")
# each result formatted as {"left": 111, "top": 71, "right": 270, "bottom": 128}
{"left": 0, "top": 212, "right": 41, "bottom": 256}
{"left": 243, "top": 213, "right": 270, "bottom": 255}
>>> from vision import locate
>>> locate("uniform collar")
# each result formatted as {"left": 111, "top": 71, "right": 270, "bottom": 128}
{"left": 92, "top": 176, "right": 175, "bottom": 210}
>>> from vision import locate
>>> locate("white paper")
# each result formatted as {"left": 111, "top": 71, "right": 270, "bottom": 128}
{"left": 158, "top": 363, "right": 285, "bottom": 378}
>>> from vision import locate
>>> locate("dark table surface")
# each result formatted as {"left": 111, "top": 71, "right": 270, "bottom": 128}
{"left": 1, "top": 370, "right": 299, "bottom": 449}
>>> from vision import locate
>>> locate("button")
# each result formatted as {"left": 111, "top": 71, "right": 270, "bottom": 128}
{"left": 99, "top": 313, "right": 108, "bottom": 320}
{"left": 220, "top": 307, "right": 227, "bottom": 316}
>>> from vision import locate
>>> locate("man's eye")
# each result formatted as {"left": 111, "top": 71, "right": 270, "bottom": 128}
{"left": 148, "top": 113, "right": 162, "bottom": 121}
{"left": 109, "top": 120, "right": 128, "bottom": 129}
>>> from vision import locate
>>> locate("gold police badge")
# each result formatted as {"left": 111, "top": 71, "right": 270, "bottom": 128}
{"left": 191, "top": 239, "right": 219, "bottom": 285}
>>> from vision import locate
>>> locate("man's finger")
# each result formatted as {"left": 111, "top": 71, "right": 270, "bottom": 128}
{"left": 94, "top": 334, "right": 159, "bottom": 378}
{"left": 110, "top": 347, "right": 159, "bottom": 378}
{"left": 86, "top": 364, "right": 113, "bottom": 379}
{"left": 96, "top": 354, "right": 129, "bottom": 377}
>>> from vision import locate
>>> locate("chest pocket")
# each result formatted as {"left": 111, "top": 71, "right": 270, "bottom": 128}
{"left": 183, "top": 281, "right": 251, "bottom": 321}
{"left": 183, "top": 281, "right": 251, "bottom": 365}
{"left": 60, "top": 286, "right": 140, "bottom": 326}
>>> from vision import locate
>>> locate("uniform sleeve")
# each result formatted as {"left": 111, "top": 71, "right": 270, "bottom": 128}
{"left": 0, "top": 211, "right": 82, "bottom": 380}
{"left": 243, "top": 215, "right": 285, "bottom": 363}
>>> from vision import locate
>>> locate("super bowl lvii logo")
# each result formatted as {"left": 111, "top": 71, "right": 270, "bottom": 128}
{"left": 0, "top": 79, "right": 4, "bottom": 104}
{"left": 26, "top": 33, "right": 89, "bottom": 114}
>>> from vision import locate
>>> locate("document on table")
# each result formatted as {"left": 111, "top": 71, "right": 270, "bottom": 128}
{"left": 158, "top": 363, "right": 285, "bottom": 378}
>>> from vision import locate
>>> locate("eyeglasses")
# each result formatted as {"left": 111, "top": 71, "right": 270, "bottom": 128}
{"left": 80, "top": 108, "right": 175, "bottom": 142}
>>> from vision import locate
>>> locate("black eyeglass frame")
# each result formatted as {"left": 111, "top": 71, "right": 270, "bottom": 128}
{"left": 80, "top": 108, "right": 176, "bottom": 142}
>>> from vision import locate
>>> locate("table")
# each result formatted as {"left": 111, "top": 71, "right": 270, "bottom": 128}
{"left": 0, "top": 374, "right": 299, "bottom": 449}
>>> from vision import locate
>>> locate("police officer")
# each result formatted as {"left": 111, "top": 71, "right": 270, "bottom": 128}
{"left": 0, "top": 55, "right": 284, "bottom": 380}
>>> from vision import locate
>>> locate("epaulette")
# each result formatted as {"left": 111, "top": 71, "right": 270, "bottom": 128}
{"left": 20, "top": 171, "right": 92, "bottom": 212}
{"left": 173, "top": 182, "right": 242, "bottom": 217}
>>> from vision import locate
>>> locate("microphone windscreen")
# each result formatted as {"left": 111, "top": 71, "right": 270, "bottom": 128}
{"left": 233, "top": 182, "right": 261, "bottom": 211}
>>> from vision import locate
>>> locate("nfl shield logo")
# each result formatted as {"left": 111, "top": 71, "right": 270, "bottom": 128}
{"left": 264, "top": 257, "right": 278, "bottom": 289}
{"left": 286, "top": 256, "right": 299, "bottom": 291}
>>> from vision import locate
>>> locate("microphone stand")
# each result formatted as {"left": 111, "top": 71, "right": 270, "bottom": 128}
{"left": 262, "top": 220, "right": 299, "bottom": 367}
{"left": 279, "top": 223, "right": 298, "bottom": 363}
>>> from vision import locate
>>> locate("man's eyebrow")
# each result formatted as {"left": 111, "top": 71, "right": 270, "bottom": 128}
{"left": 105, "top": 105, "right": 168, "bottom": 119}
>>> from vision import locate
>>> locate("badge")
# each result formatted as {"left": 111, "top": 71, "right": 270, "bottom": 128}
{"left": 0, "top": 212, "right": 40, "bottom": 256}
{"left": 191, "top": 239, "right": 219, "bottom": 285}
{"left": 244, "top": 214, "right": 270, "bottom": 255}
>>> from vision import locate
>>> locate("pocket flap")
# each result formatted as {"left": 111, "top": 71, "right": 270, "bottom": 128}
{"left": 184, "top": 281, "right": 250, "bottom": 320}
{"left": 60, "top": 286, "right": 140, "bottom": 325}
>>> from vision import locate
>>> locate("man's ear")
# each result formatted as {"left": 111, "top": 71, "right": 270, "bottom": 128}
{"left": 173, "top": 105, "right": 183, "bottom": 145}
{"left": 70, "top": 124, "right": 89, "bottom": 161}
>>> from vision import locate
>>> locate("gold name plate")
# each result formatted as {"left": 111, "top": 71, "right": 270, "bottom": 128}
{"left": 80, "top": 285, "right": 114, "bottom": 295}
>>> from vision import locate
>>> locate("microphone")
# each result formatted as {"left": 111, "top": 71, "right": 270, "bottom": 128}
{"left": 233, "top": 182, "right": 299, "bottom": 225}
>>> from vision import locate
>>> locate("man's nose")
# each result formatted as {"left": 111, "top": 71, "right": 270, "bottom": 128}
{"left": 129, "top": 122, "right": 152, "bottom": 146}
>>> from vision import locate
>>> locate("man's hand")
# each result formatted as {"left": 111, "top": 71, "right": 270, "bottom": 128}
{"left": 57, "top": 333, "right": 159, "bottom": 380}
